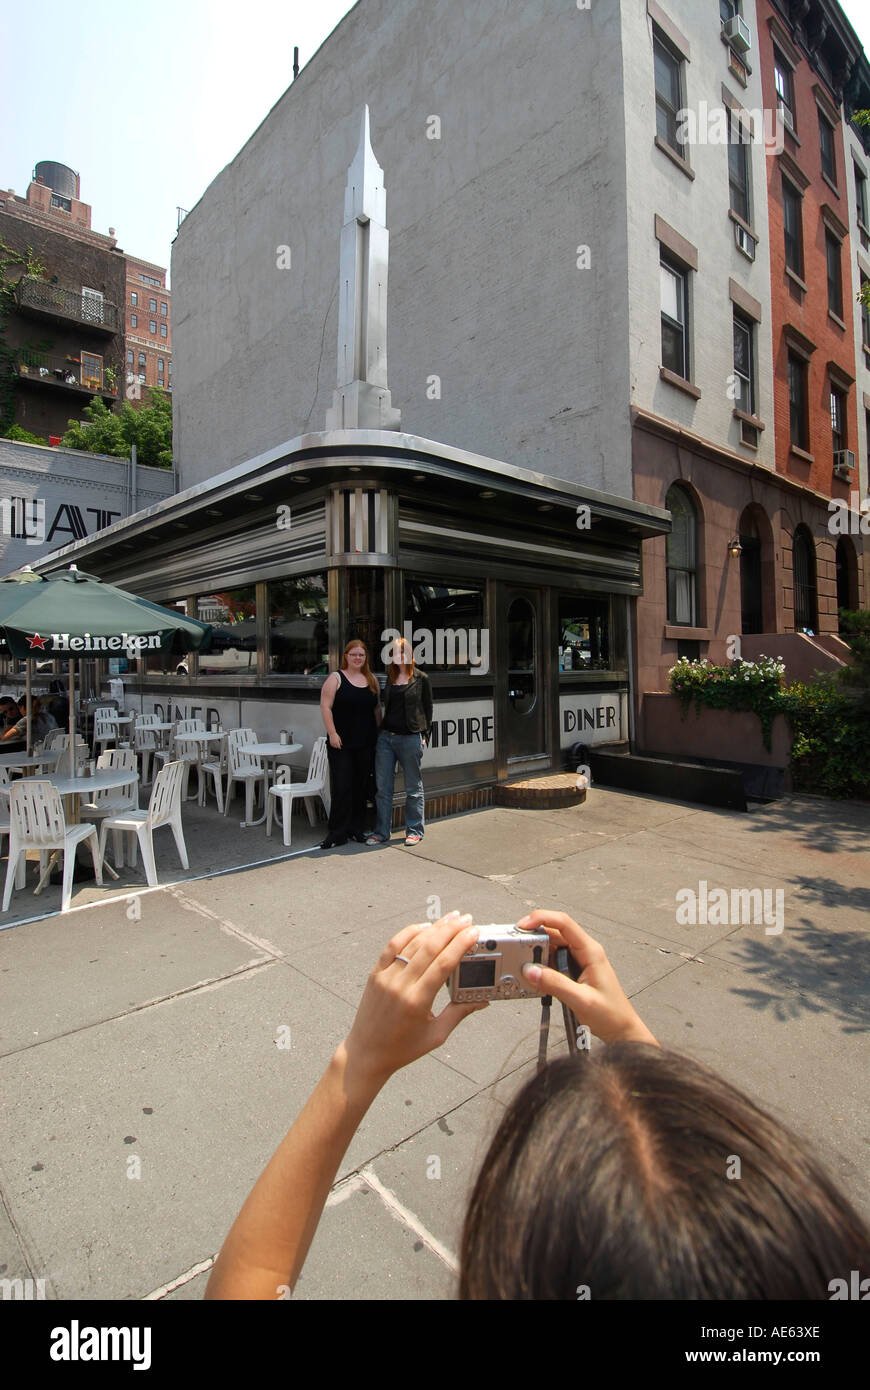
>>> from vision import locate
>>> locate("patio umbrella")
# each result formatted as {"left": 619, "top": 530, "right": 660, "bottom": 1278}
{"left": 0, "top": 565, "right": 212, "bottom": 768}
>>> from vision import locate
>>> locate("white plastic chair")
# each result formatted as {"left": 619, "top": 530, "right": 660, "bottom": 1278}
{"left": 197, "top": 738, "right": 227, "bottom": 812}
{"left": 80, "top": 749, "right": 140, "bottom": 868}
{"left": 133, "top": 716, "right": 160, "bottom": 785}
{"left": 2, "top": 780, "right": 103, "bottom": 914}
{"left": 93, "top": 707, "right": 120, "bottom": 755}
{"left": 0, "top": 768, "right": 25, "bottom": 895}
{"left": 153, "top": 718, "right": 204, "bottom": 799}
{"left": 266, "top": 737, "right": 330, "bottom": 847}
{"left": 223, "top": 728, "right": 264, "bottom": 822}
{"left": 97, "top": 760, "right": 189, "bottom": 887}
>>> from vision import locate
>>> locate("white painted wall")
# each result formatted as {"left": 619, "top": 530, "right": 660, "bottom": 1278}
{"left": 621, "top": 0, "right": 775, "bottom": 470}
{"left": 173, "top": 0, "right": 634, "bottom": 498}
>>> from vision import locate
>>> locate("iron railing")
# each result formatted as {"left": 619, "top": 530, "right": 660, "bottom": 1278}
{"left": 15, "top": 276, "right": 120, "bottom": 333}
{"left": 17, "top": 350, "right": 118, "bottom": 395}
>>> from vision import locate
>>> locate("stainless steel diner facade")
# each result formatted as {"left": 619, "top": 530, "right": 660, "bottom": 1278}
{"left": 32, "top": 428, "right": 670, "bottom": 810}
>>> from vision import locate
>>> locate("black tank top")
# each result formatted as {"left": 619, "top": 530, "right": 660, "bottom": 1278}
{"left": 331, "top": 671, "right": 378, "bottom": 748}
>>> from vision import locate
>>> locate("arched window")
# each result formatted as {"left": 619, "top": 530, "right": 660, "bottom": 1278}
{"left": 792, "top": 526, "right": 818, "bottom": 634}
{"left": 666, "top": 485, "right": 698, "bottom": 626}
{"left": 836, "top": 537, "right": 858, "bottom": 628}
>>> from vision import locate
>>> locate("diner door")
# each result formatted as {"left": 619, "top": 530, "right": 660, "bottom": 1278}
{"left": 497, "top": 585, "right": 548, "bottom": 776}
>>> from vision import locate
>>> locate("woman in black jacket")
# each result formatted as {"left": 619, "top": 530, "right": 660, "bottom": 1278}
{"left": 366, "top": 636, "right": 432, "bottom": 846}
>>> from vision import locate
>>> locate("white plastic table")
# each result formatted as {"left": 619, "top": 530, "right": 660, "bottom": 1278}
{"left": 0, "top": 749, "right": 61, "bottom": 770}
{"left": 238, "top": 742, "right": 302, "bottom": 827}
{"left": 17, "top": 769, "right": 139, "bottom": 892}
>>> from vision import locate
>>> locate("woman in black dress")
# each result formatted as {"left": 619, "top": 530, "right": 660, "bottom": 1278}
{"left": 319, "top": 639, "right": 380, "bottom": 849}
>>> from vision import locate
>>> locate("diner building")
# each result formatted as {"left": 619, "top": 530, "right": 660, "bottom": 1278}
{"left": 29, "top": 109, "right": 669, "bottom": 814}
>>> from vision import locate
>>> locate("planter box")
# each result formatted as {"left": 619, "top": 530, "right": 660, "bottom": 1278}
{"left": 641, "top": 693, "right": 791, "bottom": 769}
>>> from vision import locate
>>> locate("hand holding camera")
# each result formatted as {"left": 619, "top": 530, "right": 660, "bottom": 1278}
{"left": 515, "top": 909, "right": 659, "bottom": 1046}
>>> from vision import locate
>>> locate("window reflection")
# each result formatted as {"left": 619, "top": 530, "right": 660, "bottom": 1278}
{"left": 268, "top": 574, "right": 329, "bottom": 674}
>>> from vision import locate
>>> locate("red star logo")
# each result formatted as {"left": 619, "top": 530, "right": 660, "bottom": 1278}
{"left": 28, "top": 633, "right": 48, "bottom": 650}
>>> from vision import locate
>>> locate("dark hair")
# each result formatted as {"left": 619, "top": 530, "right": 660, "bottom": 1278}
{"left": 459, "top": 1045, "right": 870, "bottom": 1299}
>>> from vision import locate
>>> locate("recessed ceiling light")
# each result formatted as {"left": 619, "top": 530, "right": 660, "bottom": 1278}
{"left": 537, "top": 503, "right": 553, "bottom": 512}
{"left": 293, "top": 474, "right": 310, "bottom": 484}
{"left": 243, "top": 492, "right": 264, "bottom": 502}
{"left": 412, "top": 473, "right": 426, "bottom": 482}
{"left": 479, "top": 490, "right": 496, "bottom": 499}
{"left": 206, "top": 509, "right": 223, "bottom": 517}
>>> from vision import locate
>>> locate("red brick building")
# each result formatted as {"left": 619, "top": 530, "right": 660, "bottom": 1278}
{"left": 758, "top": 0, "right": 864, "bottom": 631}
{"left": 123, "top": 255, "right": 172, "bottom": 405}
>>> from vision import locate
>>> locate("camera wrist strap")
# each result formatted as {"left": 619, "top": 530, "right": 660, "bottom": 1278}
{"left": 537, "top": 948, "right": 581, "bottom": 1072}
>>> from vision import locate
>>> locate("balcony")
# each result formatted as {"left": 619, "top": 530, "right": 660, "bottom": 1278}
{"left": 14, "top": 277, "right": 120, "bottom": 335}
{"left": 16, "top": 351, "right": 118, "bottom": 398}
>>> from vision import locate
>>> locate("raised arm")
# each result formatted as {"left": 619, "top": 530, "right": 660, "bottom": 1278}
{"left": 205, "top": 912, "right": 485, "bottom": 1300}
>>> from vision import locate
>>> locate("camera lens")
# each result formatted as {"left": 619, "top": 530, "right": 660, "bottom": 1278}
{"left": 485, "top": 939, "right": 497, "bottom": 952}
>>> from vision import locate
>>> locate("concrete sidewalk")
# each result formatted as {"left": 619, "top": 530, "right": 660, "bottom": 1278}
{"left": 0, "top": 787, "right": 868, "bottom": 1300}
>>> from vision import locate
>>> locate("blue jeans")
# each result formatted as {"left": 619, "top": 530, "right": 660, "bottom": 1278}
{"left": 374, "top": 730, "right": 425, "bottom": 839}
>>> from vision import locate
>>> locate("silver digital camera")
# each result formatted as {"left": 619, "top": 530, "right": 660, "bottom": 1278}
{"left": 447, "top": 924, "right": 550, "bottom": 1003}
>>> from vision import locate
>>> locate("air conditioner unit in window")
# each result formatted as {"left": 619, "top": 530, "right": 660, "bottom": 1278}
{"left": 778, "top": 101, "right": 795, "bottom": 134}
{"left": 834, "top": 449, "right": 855, "bottom": 478}
{"left": 734, "top": 222, "right": 757, "bottom": 260}
{"left": 723, "top": 15, "right": 752, "bottom": 54}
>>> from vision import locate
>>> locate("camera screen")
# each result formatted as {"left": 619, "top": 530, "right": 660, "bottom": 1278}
{"left": 458, "top": 958, "right": 496, "bottom": 989}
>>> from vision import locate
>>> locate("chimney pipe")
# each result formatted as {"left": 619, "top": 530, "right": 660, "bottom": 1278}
{"left": 293, "top": 46, "right": 299, "bottom": 79}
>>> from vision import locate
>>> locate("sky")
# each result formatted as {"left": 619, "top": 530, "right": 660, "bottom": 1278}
{"left": 1, "top": 0, "right": 869, "bottom": 281}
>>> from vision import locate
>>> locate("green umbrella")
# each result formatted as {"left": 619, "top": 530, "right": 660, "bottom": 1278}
{"left": 0, "top": 565, "right": 212, "bottom": 763}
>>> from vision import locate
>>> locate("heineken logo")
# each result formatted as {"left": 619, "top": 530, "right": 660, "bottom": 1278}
{"left": 36, "top": 632, "right": 163, "bottom": 654}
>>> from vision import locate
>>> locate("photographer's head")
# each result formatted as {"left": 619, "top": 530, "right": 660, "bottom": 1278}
{"left": 460, "top": 1044, "right": 869, "bottom": 1300}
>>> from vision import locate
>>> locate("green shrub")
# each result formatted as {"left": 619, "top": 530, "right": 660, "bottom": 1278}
{"left": 3, "top": 423, "right": 47, "bottom": 445}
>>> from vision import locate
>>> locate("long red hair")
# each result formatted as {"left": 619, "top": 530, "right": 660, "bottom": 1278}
{"left": 341, "top": 638, "right": 378, "bottom": 693}
{"left": 387, "top": 635, "right": 416, "bottom": 685}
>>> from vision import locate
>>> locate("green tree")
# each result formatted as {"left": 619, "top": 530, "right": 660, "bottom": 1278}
{"left": 61, "top": 386, "right": 172, "bottom": 468}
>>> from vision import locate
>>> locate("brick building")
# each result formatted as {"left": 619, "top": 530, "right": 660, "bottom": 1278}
{"left": 123, "top": 255, "right": 172, "bottom": 405}
{"left": 0, "top": 161, "right": 126, "bottom": 441}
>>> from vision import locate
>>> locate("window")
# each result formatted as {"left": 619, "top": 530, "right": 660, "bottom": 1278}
{"left": 126, "top": 348, "right": 134, "bottom": 365}
{"left": 138, "top": 352, "right": 146, "bottom": 367}
{"left": 131, "top": 314, "right": 137, "bottom": 328}
{"left": 160, "top": 302, "right": 167, "bottom": 316}
{"left": 733, "top": 312, "right": 755, "bottom": 415}
{"left": 774, "top": 48, "right": 795, "bottom": 131}
{"left": 792, "top": 527, "right": 818, "bottom": 633}
{"left": 80, "top": 351, "right": 102, "bottom": 391}
{"left": 653, "top": 31, "right": 684, "bottom": 154}
{"left": 168, "top": 360, "right": 172, "bottom": 375}
{"left": 139, "top": 273, "right": 161, "bottom": 287}
{"left": 158, "top": 358, "right": 164, "bottom": 371}
{"left": 728, "top": 113, "right": 751, "bottom": 223}
{"left": 782, "top": 177, "right": 803, "bottom": 276}
{"left": 149, "top": 298, "right": 157, "bottom": 312}
{"left": 826, "top": 232, "right": 843, "bottom": 318}
{"left": 665, "top": 485, "right": 698, "bottom": 626}
{"left": 50, "top": 192, "right": 72, "bottom": 212}
{"left": 198, "top": 588, "right": 257, "bottom": 675}
{"left": 131, "top": 291, "right": 138, "bottom": 306}
{"left": 720, "top": 0, "right": 739, "bottom": 20}
{"left": 557, "top": 596, "right": 614, "bottom": 671}
{"left": 660, "top": 258, "right": 689, "bottom": 378}
{"left": 855, "top": 163, "right": 869, "bottom": 229}
{"left": 788, "top": 351, "right": 809, "bottom": 450}
{"left": 160, "top": 323, "right": 167, "bottom": 339}
{"left": 861, "top": 274, "right": 870, "bottom": 349}
{"left": 403, "top": 578, "right": 487, "bottom": 673}
{"left": 158, "top": 377, "right": 165, "bottom": 387}
{"left": 268, "top": 575, "right": 329, "bottom": 674}
{"left": 830, "top": 387, "right": 846, "bottom": 455}
{"left": 149, "top": 320, "right": 157, "bottom": 334}
{"left": 819, "top": 112, "right": 837, "bottom": 184}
